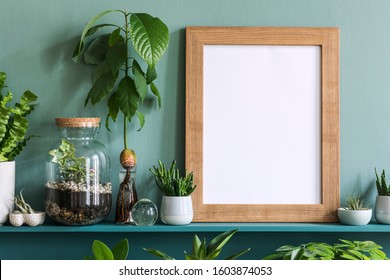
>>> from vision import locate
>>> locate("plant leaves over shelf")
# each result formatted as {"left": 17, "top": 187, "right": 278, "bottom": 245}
{"left": 130, "top": 13, "right": 170, "bottom": 67}
{"left": 117, "top": 76, "right": 139, "bottom": 120}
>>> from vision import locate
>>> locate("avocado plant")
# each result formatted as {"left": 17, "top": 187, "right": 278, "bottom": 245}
{"left": 72, "top": 10, "right": 170, "bottom": 166}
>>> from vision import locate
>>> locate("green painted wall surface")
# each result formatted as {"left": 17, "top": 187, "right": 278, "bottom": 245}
{"left": 2, "top": 0, "right": 390, "bottom": 259}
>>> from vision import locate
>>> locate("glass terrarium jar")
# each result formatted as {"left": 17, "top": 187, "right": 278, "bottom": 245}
{"left": 45, "top": 118, "right": 112, "bottom": 225}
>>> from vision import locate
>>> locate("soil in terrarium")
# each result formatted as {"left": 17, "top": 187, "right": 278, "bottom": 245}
{"left": 45, "top": 181, "right": 112, "bottom": 225}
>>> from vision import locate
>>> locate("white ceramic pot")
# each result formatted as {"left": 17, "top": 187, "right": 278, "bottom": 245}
{"left": 375, "top": 196, "right": 390, "bottom": 224}
{"left": 160, "top": 196, "right": 193, "bottom": 225}
{"left": 337, "top": 208, "right": 372, "bottom": 226}
{"left": 0, "top": 161, "right": 15, "bottom": 225}
{"left": 9, "top": 212, "right": 45, "bottom": 227}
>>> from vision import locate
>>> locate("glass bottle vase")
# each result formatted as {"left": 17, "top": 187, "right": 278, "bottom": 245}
{"left": 115, "top": 166, "right": 138, "bottom": 224}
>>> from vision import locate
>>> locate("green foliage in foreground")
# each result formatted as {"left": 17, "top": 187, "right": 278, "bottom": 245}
{"left": 144, "top": 229, "right": 251, "bottom": 260}
{"left": 84, "top": 239, "right": 129, "bottom": 260}
{"left": 263, "top": 239, "right": 388, "bottom": 260}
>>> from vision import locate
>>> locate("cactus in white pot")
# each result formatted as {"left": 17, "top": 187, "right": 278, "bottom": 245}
{"left": 374, "top": 168, "right": 390, "bottom": 224}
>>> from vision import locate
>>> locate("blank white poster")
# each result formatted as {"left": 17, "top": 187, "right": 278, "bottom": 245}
{"left": 203, "top": 45, "right": 321, "bottom": 204}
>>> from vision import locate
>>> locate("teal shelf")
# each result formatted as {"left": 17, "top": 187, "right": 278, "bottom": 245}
{"left": 1, "top": 221, "right": 390, "bottom": 233}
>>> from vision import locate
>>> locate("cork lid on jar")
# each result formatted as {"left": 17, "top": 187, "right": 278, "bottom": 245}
{"left": 55, "top": 117, "right": 100, "bottom": 128}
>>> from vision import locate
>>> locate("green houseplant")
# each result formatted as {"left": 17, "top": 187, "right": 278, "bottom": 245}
{"left": 144, "top": 229, "right": 250, "bottom": 260}
{"left": 0, "top": 72, "right": 37, "bottom": 162}
{"left": 337, "top": 193, "right": 372, "bottom": 226}
{"left": 263, "top": 239, "right": 388, "bottom": 260}
{"left": 84, "top": 239, "right": 129, "bottom": 260}
{"left": 150, "top": 160, "right": 197, "bottom": 197}
{"left": 73, "top": 9, "right": 169, "bottom": 224}
{"left": 374, "top": 168, "right": 390, "bottom": 224}
{"left": 150, "top": 160, "right": 197, "bottom": 225}
{"left": 72, "top": 10, "right": 169, "bottom": 162}
{"left": 0, "top": 71, "right": 37, "bottom": 225}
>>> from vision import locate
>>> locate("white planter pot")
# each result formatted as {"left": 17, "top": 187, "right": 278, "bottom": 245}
{"left": 337, "top": 208, "right": 372, "bottom": 226}
{"left": 0, "top": 161, "right": 15, "bottom": 225}
{"left": 375, "top": 196, "right": 390, "bottom": 224}
{"left": 160, "top": 196, "right": 193, "bottom": 225}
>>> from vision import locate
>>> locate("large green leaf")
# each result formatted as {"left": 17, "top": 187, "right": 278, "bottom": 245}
{"left": 92, "top": 240, "right": 114, "bottom": 260}
{"left": 111, "top": 239, "right": 129, "bottom": 260}
{"left": 150, "top": 82, "right": 161, "bottom": 108}
{"left": 146, "top": 65, "right": 157, "bottom": 84}
{"left": 88, "top": 71, "right": 118, "bottom": 105}
{"left": 130, "top": 13, "right": 169, "bottom": 67}
{"left": 225, "top": 248, "right": 251, "bottom": 260}
{"left": 6, "top": 135, "right": 33, "bottom": 162}
{"left": 84, "top": 34, "right": 110, "bottom": 65}
{"left": 116, "top": 76, "right": 139, "bottom": 119}
{"left": 143, "top": 248, "right": 175, "bottom": 260}
{"left": 136, "top": 111, "right": 145, "bottom": 131}
{"left": 206, "top": 229, "right": 238, "bottom": 255}
{"left": 106, "top": 91, "right": 119, "bottom": 130}
{"left": 106, "top": 41, "right": 127, "bottom": 74}
{"left": 0, "top": 104, "right": 10, "bottom": 145}
{"left": 0, "top": 72, "right": 6, "bottom": 91}
{"left": 93, "top": 61, "right": 110, "bottom": 83}
{"left": 12, "top": 90, "right": 37, "bottom": 116}
{"left": 72, "top": 10, "right": 122, "bottom": 62}
{"left": 0, "top": 115, "right": 28, "bottom": 157}
{"left": 132, "top": 60, "right": 147, "bottom": 101}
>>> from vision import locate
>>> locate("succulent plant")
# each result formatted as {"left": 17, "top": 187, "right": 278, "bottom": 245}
{"left": 344, "top": 193, "right": 370, "bottom": 210}
{"left": 375, "top": 168, "right": 390, "bottom": 196}
{"left": 150, "top": 160, "right": 197, "bottom": 196}
{"left": 14, "top": 189, "right": 35, "bottom": 214}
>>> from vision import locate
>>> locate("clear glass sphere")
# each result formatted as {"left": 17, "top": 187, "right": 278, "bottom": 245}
{"left": 131, "top": 199, "right": 158, "bottom": 226}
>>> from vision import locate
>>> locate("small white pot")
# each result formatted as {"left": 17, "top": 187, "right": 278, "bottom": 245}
{"left": 160, "top": 196, "right": 193, "bottom": 225}
{"left": 375, "top": 196, "right": 390, "bottom": 224}
{"left": 0, "top": 161, "right": 15, "bottom": 226}
{"left": 337, "top": 208, "right": 372, "bottom": 226}
{"left": 9, "top": 212, "right": 46, "bottom": 227}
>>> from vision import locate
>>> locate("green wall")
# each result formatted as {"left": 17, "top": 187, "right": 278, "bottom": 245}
{"left": 2, "top": 0, "right": 390, "bottom": 259}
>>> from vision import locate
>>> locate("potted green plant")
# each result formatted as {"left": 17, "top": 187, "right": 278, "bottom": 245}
{"left": 374, "top": 168, "right": 390, "bottom": 224}
{"left": 144, "top": 229, "right": 250, "bottom": 260}
{"left": 72, "top": 9, "right": 170, "bottom": 223}
{"left": 8, "top": 189, "right": 45, "bottom": 227}
{"left": 337, "top": 193, "right": 372, "bottom": 226}
{"left": 0, "top": 71, "right": 37, "bottom": 225}
{"left": 150, "top": 160, "right": 197, "bottom": 225}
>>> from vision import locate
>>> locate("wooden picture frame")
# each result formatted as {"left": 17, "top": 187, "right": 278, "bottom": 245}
{"left": 186, "top": 26, "right": 339, "bottom": 222}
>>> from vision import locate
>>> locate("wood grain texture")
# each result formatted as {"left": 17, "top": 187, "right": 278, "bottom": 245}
{"left": 186, "top": 27, "right": 339, "bottom": 222}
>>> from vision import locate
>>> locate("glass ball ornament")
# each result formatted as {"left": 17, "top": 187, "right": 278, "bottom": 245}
{"left": 131, "top": 199, "right": 158, "bottom": 226}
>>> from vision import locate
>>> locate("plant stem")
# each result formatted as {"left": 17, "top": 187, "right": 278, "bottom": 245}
{"left": 124, "top": 113, "right": 127, "bottom": 149}
{"left": 122, "top": 11, "right": 130, "bottom": 149}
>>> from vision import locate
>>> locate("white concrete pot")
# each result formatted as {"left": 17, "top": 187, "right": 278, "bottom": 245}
{"left": 0, "top": 161, "right": 15, "bottom": 225}
{"left": 375, "top": 196, "right": 390, "bottom": 224}
{"left": 337, "top": 208, "right": 372, "bottom": 226}
{"left": 160, "top": 196, "right": 193, "bottom": 225}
